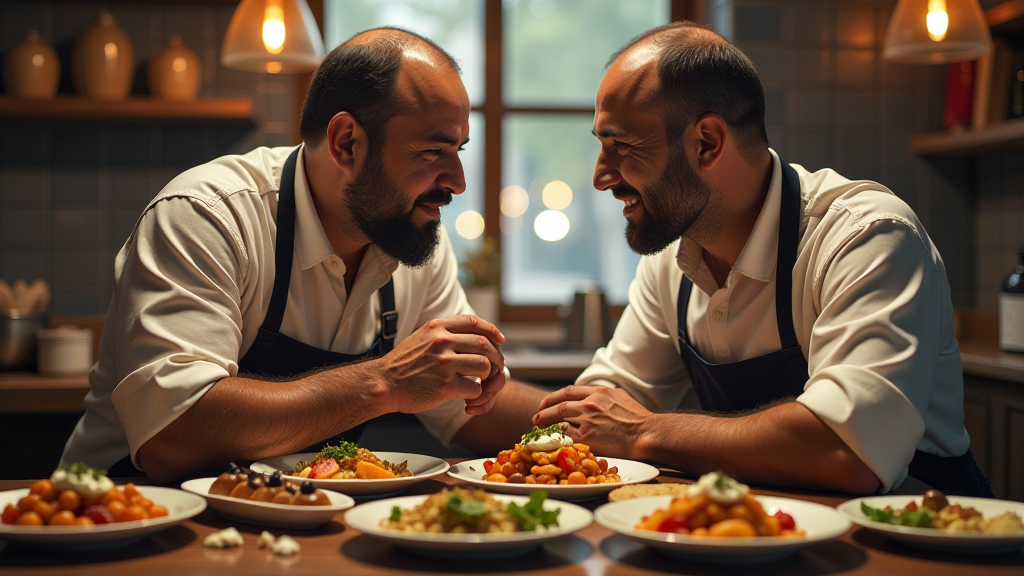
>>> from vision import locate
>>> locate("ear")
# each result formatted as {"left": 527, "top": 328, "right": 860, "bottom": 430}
{"left": 325, "top": 111, "right": 368, "bottom": 175}
{"left": 689, "top": 113, "right": 728, "bottom": 174}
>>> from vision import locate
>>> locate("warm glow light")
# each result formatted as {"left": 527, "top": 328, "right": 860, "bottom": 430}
{"left": 266, "top": 61, "right": 283, "bottom": 73}
{"left": 263, "top": 0, "right": 286, "bottom": 54}
{"left": 104, "top": 43, "right": 117, "bottom": 59}
{"left": 172, "top": 57, "right": 187, "bottom": 72}
{"left": 542, "top": 180, "right": 573, "bottom": 210}
{"left": 926, "top": 0, "right": 948, "bottom": 41}
{"left": 32, "top": 54, "right": 44, "bottom": 66}
{"left": 534, "top": 210, "right": 570, "bottom": 242}
{"left": 455, "top": 210, "right": 485, "bottom": 240}
{"left": 500, "top": 186, "right": 529, "bottom": 217}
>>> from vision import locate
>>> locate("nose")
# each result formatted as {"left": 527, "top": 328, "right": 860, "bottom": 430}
{"left": 593, "top": 147, "right": 622, "bottom": 192}
{"left": 436, "top": 153, "right": 467, "bottom": 196}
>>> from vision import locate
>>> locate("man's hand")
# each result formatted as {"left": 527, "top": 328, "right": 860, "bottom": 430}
{"left": 378, "top": 315, "right": 506, "bottom": 414}
{"left": 533, "top": 385, "right": 651, "bottom": 459}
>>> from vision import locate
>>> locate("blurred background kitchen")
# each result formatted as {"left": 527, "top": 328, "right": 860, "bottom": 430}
{"left": 1, "top": 0, "right": 1022, "bottom": 495}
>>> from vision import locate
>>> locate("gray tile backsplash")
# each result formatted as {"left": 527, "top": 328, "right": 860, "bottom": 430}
{"left": 0, "top": 1, "right": 293, "bottom": 313}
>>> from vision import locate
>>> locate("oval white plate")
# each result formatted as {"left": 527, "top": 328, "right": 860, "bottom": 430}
{"left": 180, "top": 477, "right": 355, "bottom": 529}
{"left": 447, "top": 458, "right": 659, "bottom": 500}
{"left": 595, "top": 495, "right": 851, "bottom": 563}
{"left": 250, "top": 452, "right": 449, "bottom": 496}
{"left": 0, "top": 486, "right": 205, "bottom": 550}
{"left": 344, "top": 492, "right": 593, "bottom": 559}
{"left": 837, "top": 495, "right": 1024, "bottom": 553}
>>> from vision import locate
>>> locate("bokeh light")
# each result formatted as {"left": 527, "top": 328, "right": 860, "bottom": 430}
{"left": 542, "top": 180, "right": 572, "bottom": 210}
{"left": 500, "top": 185, "right": 530, "bottom": 217}
{"left": 455, "top": 210, "right": 485, "bottom": 239}
{"left": 533, "top": 210, "right": 570, "bottom": 242}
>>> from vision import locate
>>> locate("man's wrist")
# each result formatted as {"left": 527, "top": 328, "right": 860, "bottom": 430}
{"left": 632, "top": 411, "right": 666, "bottom": 462}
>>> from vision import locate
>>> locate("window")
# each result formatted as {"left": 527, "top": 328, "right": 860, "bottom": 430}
{"left": 323, "top": 0, "right": 687, "bottom": 317}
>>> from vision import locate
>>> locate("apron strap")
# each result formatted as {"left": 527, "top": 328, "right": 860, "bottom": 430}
{"left": 378, "top": 277, "right": 398, "bottom": 353}
{"left": 260, "top": 146, "right": 301, "bottom": 338}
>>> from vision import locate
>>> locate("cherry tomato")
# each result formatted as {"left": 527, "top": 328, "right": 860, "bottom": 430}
{"left": 773, "top": 510, "right": 795, "bottom": 531}
{"left": 82, "top": 504, "right": 115, "bottom": 525}
{"left": 1, "top": 504, "right": 20, "bottom": 525}
{"left": 483, "top": 460, "right": 494, "bottom": 474}
{"left": 496, "top": 451, "right": 511, "bottom": 465}
{"left": 657, "top": 516, "right": 690, "bottom": 533}
{"left": 309, "top": 458, "right": 341, "bottom": 479}
{"left": 49, "top": 510, "right": 76, "bottom": 526}
{"left": 556, "top": 450, "right": 578, "bottom": 475}
{"left": 597, "top": 459, "right": 609, "bottom": 473}
{"left": 58, "top": 490, "right": 82, "bottom": 512}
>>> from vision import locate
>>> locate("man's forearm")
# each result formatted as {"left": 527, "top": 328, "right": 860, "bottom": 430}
{"left": 635, "top": 402, "right": 881, "bottom": 494}
{"left": 138, "top": 360, "right": 390, "bottom": 482}
{"left": 452, "top": 379, "right": 549, "bottom": 455}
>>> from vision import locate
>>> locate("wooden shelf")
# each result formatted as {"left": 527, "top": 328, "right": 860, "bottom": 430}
{"left": 0, "top": 96, "right": 254, "bottom": 122}
{"left": 910, "top": 118, "right": 1024, "bottom": 156}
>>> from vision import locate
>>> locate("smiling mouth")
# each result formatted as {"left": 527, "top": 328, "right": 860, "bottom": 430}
{"left": 623, "top": 197, "right": 639, "bottom": 207}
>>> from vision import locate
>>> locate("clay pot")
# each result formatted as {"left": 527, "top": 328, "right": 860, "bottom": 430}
{"left": 72, "top": 13, "right": 134, "bottom": 100}
{"left": 148, "top": 35, "right": 201, "bottom": 101}
{"left": 2, "top": 31, "right": 60, "bottom": 100}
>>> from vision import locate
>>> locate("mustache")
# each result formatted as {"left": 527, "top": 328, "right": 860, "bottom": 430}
{"left": 414, "top": 188, "right": 453, "bottom": 207}
{"left": 611, "top": 184, "right": 641, "bottom": 200}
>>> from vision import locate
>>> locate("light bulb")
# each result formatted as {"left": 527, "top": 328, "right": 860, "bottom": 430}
{"left": 926, "top": 0, "right": 948, "bottom": 41}
{"left": 263, "top": 1, "right": 286, "bottom": 54}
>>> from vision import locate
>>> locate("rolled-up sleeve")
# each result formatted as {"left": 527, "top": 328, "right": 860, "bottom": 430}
{"left": 111, "top": 195, "right": 250, "bottom": 467}
{"left": 576, "top": 249, "right": 691, "bottom": 411}
{"left": 797, "top": 214, "right": 950, "bottom": 491}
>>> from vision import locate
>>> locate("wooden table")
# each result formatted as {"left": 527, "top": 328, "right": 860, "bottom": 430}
{"left": 1, "top": 468, "right": 1022, "bottom": 575}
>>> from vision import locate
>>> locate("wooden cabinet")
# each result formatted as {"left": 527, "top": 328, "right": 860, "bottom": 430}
{"left": 963, "top": 374, "right": 1024, "bottom": 500}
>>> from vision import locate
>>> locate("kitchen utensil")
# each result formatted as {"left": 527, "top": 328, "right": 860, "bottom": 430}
{"left": 37, "top": 325, "right": 93, "bottom": 375}
{"left": 562, "top": 281, "right": 612, "bottom": 350}
{"left": 0, "top": 310, "right": 48, "bottom": 371}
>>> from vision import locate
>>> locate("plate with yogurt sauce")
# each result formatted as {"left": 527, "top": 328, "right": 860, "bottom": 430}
{"left": 447, "top": 426, "right": 660, "bottom": 500}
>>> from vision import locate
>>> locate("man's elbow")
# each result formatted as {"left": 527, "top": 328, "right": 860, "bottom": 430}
{"left": 831, "top": 450, "right": 881, "bottom": 494}
{"left": 136, "top": 435, "right": 188, "bottom": 484}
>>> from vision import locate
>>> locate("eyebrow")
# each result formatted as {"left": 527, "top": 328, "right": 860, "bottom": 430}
{"left": 592, "top": 127, "right": 629, "bottom": 139}
{"left": 422, "top": 133, "right": 470, "bottom": 147}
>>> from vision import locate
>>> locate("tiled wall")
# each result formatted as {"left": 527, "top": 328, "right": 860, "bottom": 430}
{"left": 976, "top": 151, "right": 1024, "bottom": 311}
{"left": 728, "top": 0, "right": 992, "bottom": 308}
{"left": 0, "top": 1, "right": 296, "bottom": 313}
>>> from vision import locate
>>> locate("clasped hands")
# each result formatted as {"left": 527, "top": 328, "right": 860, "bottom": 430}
{"left": 532, "top": 385, "right": 653, "bottom": 459}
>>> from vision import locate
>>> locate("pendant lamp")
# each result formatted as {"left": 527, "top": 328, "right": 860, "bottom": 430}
{"left": 883, "top": 0, "right": 991, "bottom": 64}
{"left": 221, "top": 0, "right": 325, "bottom": 74}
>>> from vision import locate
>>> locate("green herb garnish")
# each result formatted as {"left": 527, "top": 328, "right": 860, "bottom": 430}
{"left": 521, "top": 424, "right": 562, "bottom": 443}
{"left": 317, "top": 440, "right": 359, "bottom": 461}
{"left": 507, "top": 490, "right": 560, "bottom": 531}
{"left": 63, "top": 462, "right": 107, "bottom": 481}
{"left": 390, "top": 506, "right": 402, "bottom": 522}
{"left": 899, "top": 509, "right": 936, "bottom": 527}
{"left": 446, "top": 489, "right": 489, "bottom": 520}
{"left": 861, "top": 502, "right": 895, "bottom": 523}
{"left": 713, "top": 471, "right": 732, "bottom": 490}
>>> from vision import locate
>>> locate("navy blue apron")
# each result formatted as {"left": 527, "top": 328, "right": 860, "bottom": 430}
{"left": 108, "top": 146, "right": 397, "bottom": 476}
{"left": 676, "top": 157, "right": 992, "bottom": 497}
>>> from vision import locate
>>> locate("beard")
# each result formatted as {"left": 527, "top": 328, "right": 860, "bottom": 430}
{"left": 618, "top": 150, "right": 719, "bottom": 256}
{"left": 343, "top": 153, "right": 452, "bottom": 268}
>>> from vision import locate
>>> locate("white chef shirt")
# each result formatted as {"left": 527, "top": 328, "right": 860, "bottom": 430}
{"left": 62, "top": 146, "right": 475, "bottom": 470}
{"left": 576, "top": 149, "right": 968, "bottom": 492}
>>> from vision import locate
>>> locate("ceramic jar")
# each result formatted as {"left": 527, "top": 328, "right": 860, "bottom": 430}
{"left": 2, "top": 31, "right": 60, "bottom": 100}
{"left": 148, "top": 35, "right": 201, "bottom": 101}
{"left": 36, "top": 325, "right": 93, "bottom": 375}
{"left": 72, "top": 13, "right": 134, "bottom": 100}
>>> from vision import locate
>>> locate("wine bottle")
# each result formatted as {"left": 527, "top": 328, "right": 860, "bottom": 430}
{"left": 999, "top": 246, "right": 1024, "bottom": 353}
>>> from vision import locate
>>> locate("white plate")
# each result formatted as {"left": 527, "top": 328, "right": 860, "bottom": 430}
{"left": 838, "top": 495, "right": 1024, "bottom": 553}
{"left": 344, "top": 492, "right": 593, "bottom": 559}
{"left": 250, "top": 452, "right": 449, "bottom": 496}
{"left": 180, "top": 478, "right": 355, "bottom": 529}
{"left": 595, "top": 495, "right": 851, "bottom": 563}
{"left": 447, "top": 458, "right": 660, "bottom": 500}
{"left": 0, "top": 486, "right": 206, "bottom": 550}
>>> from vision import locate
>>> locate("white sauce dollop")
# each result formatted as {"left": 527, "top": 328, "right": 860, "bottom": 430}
{"left": 204, "top": 527, "right": 244, "bottom": 548}
{"left": 685, "top": 471, "right": 750, "bottom": 505}
{"left": 50, "top": 467, "right": 114, "bottom": 500}
{"left": 523, "top": 432, "right": 574, "bottom": 452}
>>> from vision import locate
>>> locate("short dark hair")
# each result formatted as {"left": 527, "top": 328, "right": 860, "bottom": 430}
{"left": 299, "top": 27, "right": 460, "bottom": 151}
{"left": 608, "top": 22, "right": 768, "bottom": 163}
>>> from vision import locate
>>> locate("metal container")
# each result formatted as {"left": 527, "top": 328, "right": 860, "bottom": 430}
{"left": 0, "top": 311, "right": 48, "bottom": 371}
{"left": 562, "top": 282, "right": 612, "bottom": 350}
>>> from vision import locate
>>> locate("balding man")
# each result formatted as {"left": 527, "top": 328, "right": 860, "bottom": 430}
{"left": 527, "top": 22, "right": 991, "bottom": 496}
{"left": 61, "top": 28, "right": 535, "bottom": 482}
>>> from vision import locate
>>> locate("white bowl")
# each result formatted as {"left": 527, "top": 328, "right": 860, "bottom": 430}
{"left": 180, "top": 477, "right": 355, "bottom": 529}
{"left": 250, "top": 452, "right": 449, "bottom": 496}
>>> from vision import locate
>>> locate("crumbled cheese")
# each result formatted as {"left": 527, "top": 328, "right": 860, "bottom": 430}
{"left": 50, "top": 467, "right": 114, "bottom": 500}
{"left": 257, "top": 531, "right": 276, "bottom": 549}
{"left": 270, "top": 534, "right": 301, "bottom": 556}
{"left": 203, "top": 527, "right": 244, "bottom": 548}
{"left": 686, "top": 471, "right": 750, "bottom": 505}
{"left": 523, "top": 432, "right": 574, "bottom": 451}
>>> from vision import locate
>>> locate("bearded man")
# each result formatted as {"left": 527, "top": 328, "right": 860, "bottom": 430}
{"left": 525, "top": 22, "right": 992, "bottom": 497}
{"left": 61, "top": 28, "right": 539, "bottom": 483}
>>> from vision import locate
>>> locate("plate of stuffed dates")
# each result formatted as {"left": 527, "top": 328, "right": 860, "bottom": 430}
{"left": 180, "top": 464, "right": 354, "bottom": 529}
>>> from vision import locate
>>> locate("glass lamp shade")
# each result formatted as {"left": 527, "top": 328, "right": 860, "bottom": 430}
{"left": 221, "top": 0, "right": 325, "bottom": 73}
{"left": 883, "top": 0, "right": 991, "bottom": 64}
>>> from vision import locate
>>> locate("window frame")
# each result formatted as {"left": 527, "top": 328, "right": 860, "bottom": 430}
{"left": 298, "top": 0, "right": 696, "bottom": 322}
